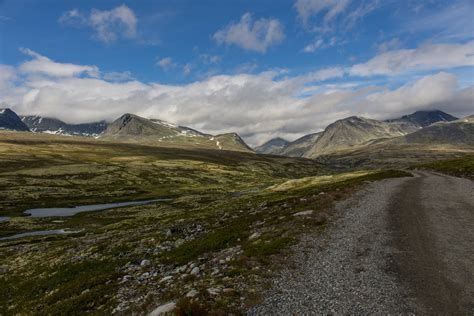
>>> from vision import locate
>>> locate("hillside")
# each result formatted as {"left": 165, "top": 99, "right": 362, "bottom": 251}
{"left": 402, "top": 116, "right": 474, "bottom": 146}
{"left": 303, "top": 116, "right": 414, "bottom": 158}
{"left": 281, "top": 132, "right": 322, "bottom": 157}
{"left": 100, "top": 113, "right": 253, "bottom": 152}
{"left": 21, "top": 115, "right": 107, "bottom": 137}
{"left": 255, "top": 137, "right": 290, "bottom": 154}
{"left": 0, "top": 109, "right": 30, "bottom": 132}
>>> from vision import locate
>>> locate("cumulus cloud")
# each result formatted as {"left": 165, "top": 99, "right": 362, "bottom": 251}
{"left": 350, "top": 41, "right": 474, "bottom": 76}
{"left": 59, "top": 5, "right": 137, "bottom": 43}
{"left": 214, "top": 13, "right": 285, "bottom": 53}
{"left": 2, "top": 51, "right": 473, "bottom": 146}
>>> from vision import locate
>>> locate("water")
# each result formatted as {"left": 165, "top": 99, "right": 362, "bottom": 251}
{"left": 0, "top": 229, "right": 80, "bottom": 241}
{"left": 0, "top": 217, "right": 9, "bottom": 222}
{"left": 24, "top": 199, "right": 173, "bottom": 218}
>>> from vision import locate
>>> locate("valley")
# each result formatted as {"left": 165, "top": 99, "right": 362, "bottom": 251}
{"left": 0, "top": 108, "right": 473, "bottom": 315}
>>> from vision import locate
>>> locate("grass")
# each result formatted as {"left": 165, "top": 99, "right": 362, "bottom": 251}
{"left": 414, "top": 155, "right": 474, "bottom": 179}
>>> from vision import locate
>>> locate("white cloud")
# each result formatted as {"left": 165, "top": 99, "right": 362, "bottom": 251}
{"left": 156, "top": 57, "right": 176, "bottom": 70}
{"left": 183, "top": 63, "right": 193, "bottom": 76}
{"left": 305, "top": 67, "right": 345, "bottom": 81}
{"left": 350, "top": 41, "right": 474, "bottom": 76}
{"left": 18, "top": 48, "right": 99, "bottom": 78}
{"left": 59, "top": 5, "right": 137, "bottom": 43}
{"left": 303, "top": 38, "right": 324, "bottom": 53}
{"left": 3, "top": 52, "right": 473, "bottom": 146}
{"left": 376, "top": 38, "right": 402, "bottom": 53}
{"left": 214, "top": 13, "right": 285, "bottom": 53}
{"left": 295, "top": 0, "right": 351, "bottom": 27}
{"left": 405, "top": 1, "right": 474, "bottom": 41}
{"left": 199, "top": 54, "right": 221, "bottom": 64}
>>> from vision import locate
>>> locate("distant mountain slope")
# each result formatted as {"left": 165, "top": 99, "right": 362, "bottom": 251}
{"left": 0, "top": 108, "right": 30, "bottom": 132}
{"left": 21, "top": 116, "right": 107, "bottom": 137}
{"left": 281, "top": 132, "right": 322, "bottom": 157}
{"left": 255, "top": 137, "right": 290, "bottom": 154}
{"left": 304, "top": 116, "right": 414, "bottom": 158}
{"left": 402, "top": 116, "right": 474, "bottom": 146}
{"left": 387, "top": 110, "right": 458, "bottom": 127}
{"left": 100, "top": 113, "right": 253, "bottom": 152}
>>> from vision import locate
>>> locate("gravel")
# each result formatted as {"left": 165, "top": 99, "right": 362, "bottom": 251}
{"left": 249, "top": 177, "right": 416, "bottom": 314}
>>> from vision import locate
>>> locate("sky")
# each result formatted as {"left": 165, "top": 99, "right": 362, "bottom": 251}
{"left": 0, "top": 0, "right": 473, "bottom": 145}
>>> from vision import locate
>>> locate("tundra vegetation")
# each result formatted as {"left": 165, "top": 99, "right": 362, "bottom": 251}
{"left": 0, "top": 131, "right": 470, "bottom": 314}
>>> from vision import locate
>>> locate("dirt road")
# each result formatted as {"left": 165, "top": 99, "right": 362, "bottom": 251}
{"left": 249, "top": 171, "right": 474, "bottom": 314}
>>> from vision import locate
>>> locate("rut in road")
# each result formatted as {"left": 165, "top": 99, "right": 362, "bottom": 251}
{"left": 249, "top": 171, "right": 474, "bottom": 314}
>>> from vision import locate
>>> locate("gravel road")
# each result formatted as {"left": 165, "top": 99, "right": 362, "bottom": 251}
{"left": 249, "top": 171, "right": 474, "bottom": 314}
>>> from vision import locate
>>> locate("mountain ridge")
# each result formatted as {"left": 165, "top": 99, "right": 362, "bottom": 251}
{"left": 0, "top": 108, "right": 30, "bottom": 132}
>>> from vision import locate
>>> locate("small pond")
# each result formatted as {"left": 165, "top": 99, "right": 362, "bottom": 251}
{"left": 0, "top": 229, "right": 80, "bottom": 241}
{"left": 24, "top": 199, "right": 173, "bottom": 218}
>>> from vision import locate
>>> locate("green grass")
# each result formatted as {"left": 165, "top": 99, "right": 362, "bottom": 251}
{"left": 414, "top": 155, "right": 474, "bottom": 179}
{"left": 243, "top": 237, "right": 294, "bottom": 257}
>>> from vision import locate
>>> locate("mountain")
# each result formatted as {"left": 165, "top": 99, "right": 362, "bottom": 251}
{"left": 255, "top": 137, "right": 290, "bottom": 154}
{"left": 0, "top": 108, "right": 30, "bottom": 132}
{"left": 281, "top": 132, "right": 322, "bottom": 157}
{"left": 100, "top": 113, "right": 253, "bottom": 152}
{"left": 387, "top": 110, "right": 458, "bottom": 127}
{"left": 303, "top": 116, "right": 415, "bottom": 158}
{"left": 401, "top": 115, "right": 474, "bottom": 146}
{"left": 21, "top": 116, "right": 107, "bottom": 137}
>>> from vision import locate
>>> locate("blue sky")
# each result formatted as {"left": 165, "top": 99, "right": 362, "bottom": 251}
{"left": 0, "top": 0, "right": 473, "bottom": 144}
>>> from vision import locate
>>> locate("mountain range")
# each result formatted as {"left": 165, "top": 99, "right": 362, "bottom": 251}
{"left": 1, "top": 107, "right": 472, "bottom": 157}
{"left": 100, "top": 113, "right": 252, "bottom": 152}
{"left": 256, "top": 110, "right": 463, "bottom": 158}
{"left": 21, "top": 116, "right": 107, "bottom": 137}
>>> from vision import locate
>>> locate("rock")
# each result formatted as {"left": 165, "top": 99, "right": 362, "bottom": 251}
{"left": 207, "top": 288, "right": 220, "bottom": 296}
{"left": 149, "top": 302, "right": 176, "bottom": 316}
{"left": 249, "top": 232, "right": 261, "bottom": 240}
{"left": 190, "top": 267, "right": 200, "bottom": 275}
{"left": 140, "top": 259, "right": 151, "bottom": 267}
{"left": 175, "top": 265, "right": 187, "bottom": 273}
{"left": 160, "top": 276, "right": 173, "bottom": 283}
{"left": 186, "top": 289, "right": 198, "bottom": 298}
{"left": 293, "top": 210, "right": 314, "bottom": 217}
{"left": 225, "top": 256, "right": 231, "bottom": 262}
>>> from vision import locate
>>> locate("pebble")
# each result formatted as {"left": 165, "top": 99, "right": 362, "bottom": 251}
{"left": 186, "top": 289, "right": 198, "bottom": 298}
{"left": 249, "top": 179, "right": 416, "bottom": 314}
{"left": 207, "top": 288, "right": 220, "bottom": 296}
{"left": 149, "top": 302, "right": 176, "bottom": 316}
{"left": 293, "top": 210, "right": 314, "bottom": 217}
{"left": 140, "top": 259, "right": 151, "bottom": 267}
